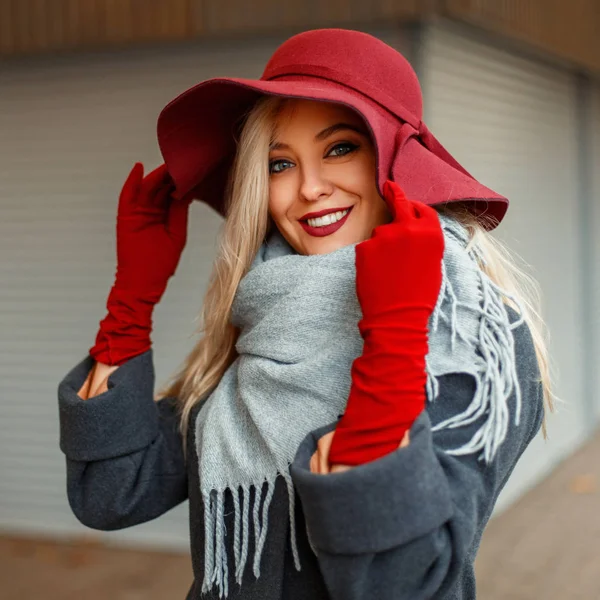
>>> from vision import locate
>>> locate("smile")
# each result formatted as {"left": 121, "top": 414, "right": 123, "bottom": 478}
{"left": 306, "top": 209, "right": 349, "bottom": 228}
{"left": 299, "top": 206, "right": 353, "bottom": 238}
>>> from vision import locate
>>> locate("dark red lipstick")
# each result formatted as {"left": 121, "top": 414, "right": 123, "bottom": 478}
{"left": 299, "top": 206, "right": 353, "bottom": 238}
{"left": 300, "top": 206, "right": 353, "bottom": 220}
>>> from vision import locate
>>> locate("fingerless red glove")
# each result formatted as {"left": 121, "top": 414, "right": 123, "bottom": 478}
{"left": 328, "top": 180, "right": 445, "bottom": 466}
{"left": 89, "top": 163, "right": 192, "bottom": 366}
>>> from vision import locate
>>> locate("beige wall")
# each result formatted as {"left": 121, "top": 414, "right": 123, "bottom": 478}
{"left": 442, "top": 0, "right": 600, "bottom": 72}
{"left": 0, "top": 0, "right": 421, "bottom": 56}
{"left": 421, "top": 24, "right": 588, "bottom": 512}
{"left": 2, "top": 0, "right": 599, "bottom": 75}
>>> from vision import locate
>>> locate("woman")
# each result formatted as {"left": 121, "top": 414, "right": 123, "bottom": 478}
{"left": 58, "top": 29, "right": 552, "bottom": 599}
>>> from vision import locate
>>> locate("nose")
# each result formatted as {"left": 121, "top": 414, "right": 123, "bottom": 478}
{"left": 299, "top": 164, "right": 334, "bottom": 203}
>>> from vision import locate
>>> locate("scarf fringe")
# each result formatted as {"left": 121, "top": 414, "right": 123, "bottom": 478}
{"left": 198, "top": 220, "right": 526, "bottom": 598}
{"left": 201, "top": 473, "right": 302, "bottom": 598}
{"left": 427, "top": 239, "right": 524, "bottom": 463}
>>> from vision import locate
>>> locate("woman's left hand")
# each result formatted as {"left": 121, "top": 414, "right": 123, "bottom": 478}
{"left": 310, "top": 430, "right": 410, "bottom": 475}
{"left": 327, "top": 180, "right": 444, "bottom": 467}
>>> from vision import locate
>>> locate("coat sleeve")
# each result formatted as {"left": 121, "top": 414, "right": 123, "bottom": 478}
{"left": 290, "top": 319, "right": 544, "bottom": 600}
{"left": 57, "top": 350, "right": 188, "bottom": 530}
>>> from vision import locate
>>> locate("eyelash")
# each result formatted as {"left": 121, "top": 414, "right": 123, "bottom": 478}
{"left": 269, "top": 141, "right": 359, "bottom": 174}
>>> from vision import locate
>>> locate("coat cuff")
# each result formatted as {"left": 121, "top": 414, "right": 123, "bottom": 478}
{"left": 58, "top": 350, "right": 159, "bottom": 462}
{"left": 290, "top": 411, "right": 454, "bottom": 555}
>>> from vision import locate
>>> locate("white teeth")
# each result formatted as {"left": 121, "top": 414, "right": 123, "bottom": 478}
{"left": 307, "top": 209, "right": 349, "bottom": 228}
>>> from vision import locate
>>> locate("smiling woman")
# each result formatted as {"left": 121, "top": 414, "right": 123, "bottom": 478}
{"left": 58, "top": 28, "right": 552, "bottom": 600}
{"left": 267, "top": 99, "right": 390, "bottom": 255}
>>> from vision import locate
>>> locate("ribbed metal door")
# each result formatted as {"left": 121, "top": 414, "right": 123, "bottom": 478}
{"left": 592, "top": 84, "right": 600, "bottom": 423}
{"left": 0, "top": 39, "right": 272, "bottom": 550}
{"left": 0, "top": 29, "right": 407, "bottom": 549}
{"left": 420, "top": 25, "right": 585, "bottom": 511}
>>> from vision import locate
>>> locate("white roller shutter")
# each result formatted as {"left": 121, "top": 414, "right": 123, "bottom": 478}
{"left": 592, "top": 84, "right": 600, "bottom": 422}
{"left": 0, "top": 30, "right": 407, "bottom": 550}
{"left": 0, "top": 38, "right": 277, "bottom": 551}
{"left": 420, "top": 26, "right": 584, "bottom": 511}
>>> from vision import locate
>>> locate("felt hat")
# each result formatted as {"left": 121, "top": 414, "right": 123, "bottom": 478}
{"left": 157, "top": 28, "right": 508, "bottom": 228}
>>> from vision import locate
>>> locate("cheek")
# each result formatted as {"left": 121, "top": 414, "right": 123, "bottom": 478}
{"left": 337, "top": 153, "right": 376, "bottom": 192}
{"left": 268, "top": 180, "right": 288, "bottom": 223}
{"left": 269, "top": 174, "right": 302, "bottom": 227}
{"left": 343, "top": 157, "right": 389, "bottom": 227}
{"left": 355, "top": 156, "right": 382, "bottom": 204}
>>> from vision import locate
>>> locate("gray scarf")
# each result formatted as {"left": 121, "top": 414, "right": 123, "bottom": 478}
{"left": 194, "top": 215, "right": 524, "bottom": 597}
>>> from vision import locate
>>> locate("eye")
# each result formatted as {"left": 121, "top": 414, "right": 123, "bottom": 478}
{"left": 327, "top": 142, "right": 359, "bottom": 158}
{"left": 269, "top": 159, "right": 294, "bottom": 174}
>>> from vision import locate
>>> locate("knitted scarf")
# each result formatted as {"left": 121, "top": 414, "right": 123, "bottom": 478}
{"left": 194, "top": 215, "right": 524, "bottom": 597}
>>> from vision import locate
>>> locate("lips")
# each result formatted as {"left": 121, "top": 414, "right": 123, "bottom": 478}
{"left": 299, "top": 206, "right": 353, "bottom": 238}
{"left": 300, "top": 206, "right": 353, "bottom": 220}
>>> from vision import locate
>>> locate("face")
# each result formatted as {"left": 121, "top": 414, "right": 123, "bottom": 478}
{"left": 268, "top": 99, "right": 391, "bottom": 255}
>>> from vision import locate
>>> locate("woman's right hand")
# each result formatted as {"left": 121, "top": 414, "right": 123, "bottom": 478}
{"left": 114, "top": 163, "right": 192, "bottom": 300}
{"left": 89, "top": 163, "right": 193, "bottom": 366}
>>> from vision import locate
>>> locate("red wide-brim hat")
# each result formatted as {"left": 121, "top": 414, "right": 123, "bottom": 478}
{"left": 157, "top": 28, "right": 508, "bottom": 229}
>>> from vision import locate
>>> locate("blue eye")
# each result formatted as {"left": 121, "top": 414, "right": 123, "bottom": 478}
{"left": 327, "top": 142, "right": 358, "bottom": 157}
{"left": 269, "top": 159, "right": 293, "bottom": 174}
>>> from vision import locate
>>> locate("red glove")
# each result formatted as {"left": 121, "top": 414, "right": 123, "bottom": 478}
{"left": 89, "top": 163, "right": 192, "bottom": 366}
{"left": 328, "top": 180, "right": 445, "bottom": 466}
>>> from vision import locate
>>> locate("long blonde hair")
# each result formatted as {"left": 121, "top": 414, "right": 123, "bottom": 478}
{"left": 156, "top": 96, "right": 553, "bottom": 446}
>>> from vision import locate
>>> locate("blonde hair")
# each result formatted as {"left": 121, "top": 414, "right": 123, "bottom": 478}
{"left": 437, "top": 204, "right": 554, "bottom": 437}
{"left": 156, "top": 96, "right": 553, "bottom": 447}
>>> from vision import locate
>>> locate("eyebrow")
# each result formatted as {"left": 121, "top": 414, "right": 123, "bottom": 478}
{"left": 270, "top": 122, "right": 367, "bottom": 151}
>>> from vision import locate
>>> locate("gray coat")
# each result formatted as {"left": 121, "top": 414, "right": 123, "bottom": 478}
{"left": 58, "top": 308, "right": 543, "bottom": 599}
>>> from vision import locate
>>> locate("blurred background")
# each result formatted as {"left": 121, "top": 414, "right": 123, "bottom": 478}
{"left": 1, "top": 1, "right": 599, "bottom": 598}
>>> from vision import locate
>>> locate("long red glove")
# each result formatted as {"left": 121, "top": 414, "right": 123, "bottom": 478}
{"left": 328, "top": 180, "right": 445, "bottom": 466}
{"left": 89, "top": 163, "right": 192, "bottom": 366}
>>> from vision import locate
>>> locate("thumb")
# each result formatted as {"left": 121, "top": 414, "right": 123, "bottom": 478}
{"left": 141, "top": 164, "right": 170, "bottom": 195}
{"left": 118, "top": 163, "right": 144, "bottom": 216}
{"left": 382, "top": 180, "right": 411, "bottom": 222}
{"left": 140, "top": 163, "right": 173, "bottom": 208}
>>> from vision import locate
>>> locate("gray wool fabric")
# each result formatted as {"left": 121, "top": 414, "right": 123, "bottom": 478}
{"left": 58, "top": 309, "right": 544, "bottom": 599}
{"left": 194, "top": 215, "right": 526, "bottom": 597}
{"left": 57, "top": 215, "right": 545, "bottom": 599}
{"left": 57, "top": 316, "right": 544, "bottom": 599}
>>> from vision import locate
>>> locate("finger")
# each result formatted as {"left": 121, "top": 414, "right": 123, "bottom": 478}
{"left": 410, "top": 199, "right": 435, "bottom": 220}
{"left": 310, "top": 451, "right": 319, "bottom": 474}
{"left": 320, "top": 433, "right": 335, "bottom": 474}
{"left": 399, "top": 430, "right": 410, "bottom": 448}
{"left": 151, "top": 183, "right": 175, "bottom": 211}
{"left": 318, "top": 443, "right": 329, "bottom": 475}
{"left": 310, "top": 447, "right": 326, "bottom": 475}
{"left": 411, "top": 201, "right": 443, "bottom": 234}
{"left": 382, "top": 180, "right": 413, "bottom": 222}
{"left": 330, "top": 464, "right": 353, "bottom": 474}
{"left": 142, "top": 164, "right": 169, "bottom": 192}
{"left": 140, "top": 164, "right": 171, "bottom": 207}
{"left": 117, "top": 163, "right": 144, "bottom": 217}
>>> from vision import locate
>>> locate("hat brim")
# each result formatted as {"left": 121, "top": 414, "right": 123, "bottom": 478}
{"left": 157, "top": 76, "right": 507, "bottom": 227}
